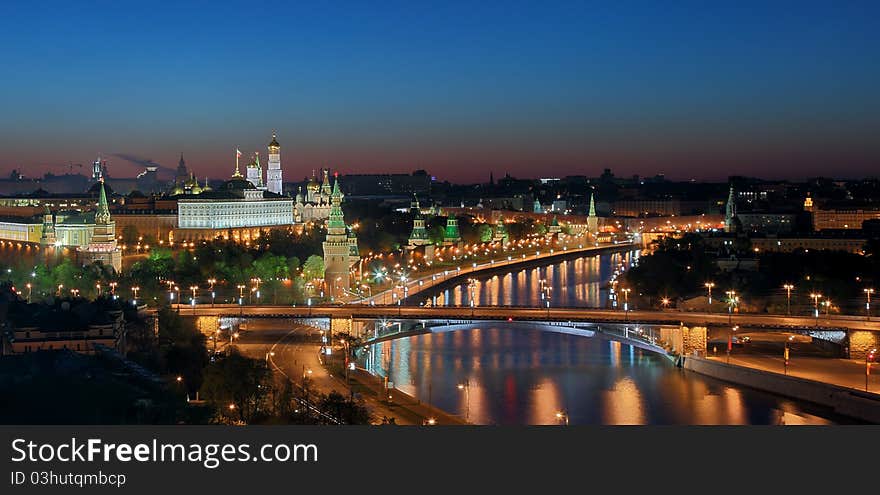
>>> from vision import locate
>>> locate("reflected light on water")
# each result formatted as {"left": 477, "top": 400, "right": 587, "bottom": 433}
{"left": 602, "top": 376, "right": 646, "bottom": 425}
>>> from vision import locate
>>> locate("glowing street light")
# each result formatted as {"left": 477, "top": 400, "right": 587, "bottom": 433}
{"left": 725, "top": 290, "right": 737, "bottom": 324}
{"left": 864, "top": 288, "right": 874, "bottom": 320}
{"left": 704, "top": 282, "right": 715, "bottom": 306}
{"left": 620, "top": 288, "right": 631, "bottom": 319}
{"left": 783, "top": 284, "right": 794, "bottom": 316}
{"left": 810, "top": 293, "right": 822, "bottom": 323}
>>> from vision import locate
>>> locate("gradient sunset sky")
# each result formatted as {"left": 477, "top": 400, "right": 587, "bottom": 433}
{"left": 1, "top": 1, "right": 878, "bottom": 183}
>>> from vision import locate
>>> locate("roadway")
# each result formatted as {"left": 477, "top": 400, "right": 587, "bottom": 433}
{"left": 234, "top": 326, "right": 465, "bottom": 424}
{"left": 180, "top": 304, "right": 880, "bottom": 332}
{"left": 349, "top": 239, "right": 638, "bottom": 305}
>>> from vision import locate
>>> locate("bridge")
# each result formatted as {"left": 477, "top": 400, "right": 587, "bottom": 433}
{"left": 171, "top": 235, "right": 880, "bottom": 359}
{"left": 351, "top": 239, "right": 640, "bottom": 305}
{"left": 181, "top": 303, "right": 878, "bottom": 332}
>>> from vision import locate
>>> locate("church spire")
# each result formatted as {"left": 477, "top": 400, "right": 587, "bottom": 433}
{"left": 588, "top": 193, "right": 596, "bottom": 217}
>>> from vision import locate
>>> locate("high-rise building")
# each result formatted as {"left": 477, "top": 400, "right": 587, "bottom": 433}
{"left": 266, "top": 132, "right": 283, "bottom": 195}
{"left": 91, "top": 156, "right": 105, "bottom": 182}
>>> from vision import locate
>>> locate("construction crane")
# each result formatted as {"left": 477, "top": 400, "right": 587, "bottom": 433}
{"left": 63, "top": 162, "right": 83, "bottom": 174}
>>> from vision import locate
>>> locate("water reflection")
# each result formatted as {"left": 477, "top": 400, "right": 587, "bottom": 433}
{"left": 360, "top": 325, "right": 849, "bottom": 425}
{"left": 428, "top": 250, "right": 638, "bottom": 308}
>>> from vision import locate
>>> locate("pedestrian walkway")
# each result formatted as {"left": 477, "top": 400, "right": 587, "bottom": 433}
{"left": 706, "top": 353, "right": 878, "bottom": 393}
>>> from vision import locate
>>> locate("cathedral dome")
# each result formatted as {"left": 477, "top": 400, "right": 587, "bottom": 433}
{"left": 307, "top": 177, "right": 320, "bottom": 192}
{"left": 268, "top": 133, "right": 280, "bottom": 148}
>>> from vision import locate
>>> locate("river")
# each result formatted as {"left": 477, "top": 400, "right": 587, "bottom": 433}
{"left": 359, "top": 250, "right": 858, "bottom": 424}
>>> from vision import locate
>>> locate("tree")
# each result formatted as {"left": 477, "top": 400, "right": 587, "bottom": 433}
{"left": 200, "top": 349, "right": 271, "bottom": 423}
{"left": 302, "top": 255, "right": 325, "bottom": 281}
{"left": 252, "top": 254, "right": 290, "bottom": 304}
{"left": 156, "top": 308, "right": 209, "bottom": 393}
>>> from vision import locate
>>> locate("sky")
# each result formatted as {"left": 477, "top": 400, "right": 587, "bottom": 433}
{"left": 0, "top": 0, "right": 878, "bottom": 183}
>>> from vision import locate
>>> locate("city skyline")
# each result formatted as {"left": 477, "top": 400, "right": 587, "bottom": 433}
{"left": 2, "top": 1, "right": 879, "bottom": 183}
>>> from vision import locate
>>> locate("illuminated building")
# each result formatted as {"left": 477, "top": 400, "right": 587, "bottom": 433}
{"left": 323, "top": 179, "right": 359, "bottom": 298}
{"left": 724, "top": 186, "right": 737, "bottom": 233}
{"left": 77, "top": 180, "right": 122, "bottom": 272}
{"left": 587, "top": 192, "right": 598, "bottom": 235}
{"left": 294, "top": 169, "right": 333, "bottom": 223}
{"left": 493, "top": 214, "right": 509, "bottom": 245}
{"left": 266, "top": 133, "right": 283, "bottom": 195}
{"left": 176, "top": 166, "right": 293, "bottom": 231}
{"left": 408, "top": 195, "right": 430, "bottom": 247}
{"left": 442, "top": 216, "right": 461, "bottom": 245}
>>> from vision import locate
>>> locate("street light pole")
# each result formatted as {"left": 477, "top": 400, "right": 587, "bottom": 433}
{"left": 810, "top": 293, "right": 822, "bottom": 327}
{"left": 725, "top": 290, "right": 736, "bottom": 325}
{"left": 864, "top": 288, "right": 874, "bottom": 321}
{"left": 704, "top": 282, "right": 715, "bottom": 309}
{"left": 783, "top": 284, "right": 794, "bottom": 316}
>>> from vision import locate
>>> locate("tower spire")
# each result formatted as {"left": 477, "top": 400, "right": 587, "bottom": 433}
{"left": 588, "top": 192, "right": 596, "bottom": 217}
{"left": 96, "top": 179, "right": 111, "bottom": 225}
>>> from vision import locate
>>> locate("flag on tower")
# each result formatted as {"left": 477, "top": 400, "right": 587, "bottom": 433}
{"left": 236, "top": 149, "right": 242, "bottom": 158}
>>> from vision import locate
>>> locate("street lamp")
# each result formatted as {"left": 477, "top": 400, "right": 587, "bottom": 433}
{"left": 704, "top": 282, "right": 715, "bottom": 307}
{"left": 867, "top": 348, "right": 876, "bottom": 392}
{"left": 810, "top": 293, "right": 822, "bottom": 323}
{"left": 457, "top": 380, "right": 470, "bottom": 423}
{"left": 783, "top": 284, "right": 794, "bottom": 316}
{"left": 864, "top": 288, "right": 874, "bottom": 320}
{"left": 725, "top": 290, "right": 737, "bottom": 325}
{"left": 784, "top": 335, "right": 794, "bottom": 375}
{"left": 25, "top": 283, "right": 32, "bottom": 303}
{"left": 131, "top": 286, "right": 140, "bottom": 305}
{"left": 727, "top": 325, "right": 738, "bottom": 364}
{"left": 621, "top": 288, "right": 631, "bottom": 320}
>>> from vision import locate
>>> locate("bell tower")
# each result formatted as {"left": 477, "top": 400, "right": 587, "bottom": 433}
{"left": 267, "top": 131, "right": 283, "bottom": 194}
